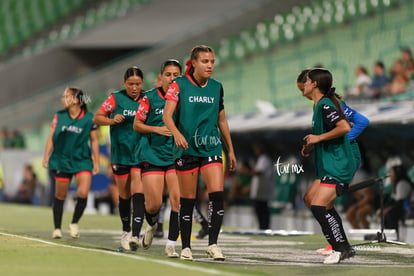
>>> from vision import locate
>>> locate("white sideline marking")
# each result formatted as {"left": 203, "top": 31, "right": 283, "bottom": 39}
{"left": 0, "top": 232, "right": 230, "bottom": 275}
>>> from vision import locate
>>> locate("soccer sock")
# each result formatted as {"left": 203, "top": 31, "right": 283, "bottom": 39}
{"left": 71, "top": 197, "right": 87, "bottom": 224}
{"left": 327, "top": 207, "right": 350, "bottom": 247}
{"left": 180, "top": 198, "right": 195, "bottom": 249}
{"left": 208, "top": 191, "right": 224, "bottom": 246}
{"left": 311, "top": 205, "right": 348, "bottom": 252}
{"left": 194, "top": 201, "right": 208, "bottom": 230}
{"left": 145, "top": 209, "right": 160, "bottom": 227}
{"left": 118, "top": 196, "right": 131, "bottom": 232}
{"left": 53, "top": 198, "right": 64, "bottom": 229}
{"left": 168, "top": 211, "right": 179, "bottom": 241}
{"left": 132, "top": 193, "right": 145, "bottom": 237}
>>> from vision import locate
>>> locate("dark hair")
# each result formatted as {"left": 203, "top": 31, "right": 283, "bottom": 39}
{"left": 375, "top": 61, "right": 385, "bottom": 70}
{"left": 391, "top": 165, "right": 414, "bottom": 191}
{"left": 124, "top": 66, "right": 144, "bottom": 81}
{"left": 190, "top": 45, "right": 214, "bottom": 60}
{"left": 298, "top": 68, "right": 344, "bottom": 100}
{"left": 307, "top": 68, "right": 345, "bottom": 118}
{"left": 25, "top": 164, "right": 37, "bottom": 180}
{"left": 358, "top": 66, "right": 369, "bottom": 75}
{"left": 68, "top": 87, "right": 88, "bottom": 111}
{"left": 297, "top": 69, "right": 310, "bottom": 83}
{"left": 186, "top": 45, "right": 214, "bottom": 75}
{"left": 160, "top": 59, "right": 182, "bottom": 74}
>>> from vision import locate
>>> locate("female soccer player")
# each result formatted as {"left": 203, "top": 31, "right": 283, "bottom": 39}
{"left": 301, "top": 68, "right": 356, "bottom": 264}
{"left": 297, "top": 68, "right": 370, "bottom": 255}
{"left": 42, "top": 87, "right": 99, "bottom": 239}
{"left": 93, "top": 67, "right": 145, "bottom": 251}
{"left": 163, "top": 45, "right": 237, "bottom": 261}
{"left": 133, "top": 59, "right": 182, "bottom": 257}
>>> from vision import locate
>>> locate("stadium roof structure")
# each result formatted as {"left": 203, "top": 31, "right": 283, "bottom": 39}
{"left": 228, "top": 99, "right": 414, "bottom": 133}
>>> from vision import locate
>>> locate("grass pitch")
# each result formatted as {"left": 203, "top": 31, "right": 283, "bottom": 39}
{"left": 1, "top": 203, "right": 413, "bottom": 276}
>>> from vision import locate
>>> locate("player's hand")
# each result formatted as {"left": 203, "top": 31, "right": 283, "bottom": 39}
{"left": 303, "top": 134, "right": 320, "bottom": 146}
{"left": 301, "top": 144, "right": 313, "bottom": 157}
{"left": 93, "top": 162, "right": 100, "bottom": 175}
{"left": 157, "top": 126, "right": 172, "bottom": 136}
{"left": 174, "top": 133, "right": 188, "bottom": 150}
{"left": 112, "top": 114, "right": 125, "bottom": 124}
{"left": 42, "top": 158, "right": 49, "bottom": 168}
{"left": 228, "top": 151, "right": 237, "bottom": 172}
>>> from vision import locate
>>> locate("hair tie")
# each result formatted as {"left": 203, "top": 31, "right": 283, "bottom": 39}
{"left": 184, "top": 58, "right": 192, "bottom": 75}
{"left": 327, "top": 87, "right": 336, "bottom": 97}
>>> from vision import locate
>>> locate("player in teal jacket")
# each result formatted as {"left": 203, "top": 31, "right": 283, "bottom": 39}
{"left": 43, "top": 87, "right": 99, "bottom": 239}
{"left": 163, "top": 45, "right": 237, "bottom": 261}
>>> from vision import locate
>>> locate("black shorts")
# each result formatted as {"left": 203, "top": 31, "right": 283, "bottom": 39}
{"left": 54, "top": 170, "right": 91, "bottom": 182}
{"left": 140, "top": 162, "right": 176, "bottom": 176}
{"left": 111, "top": 164, "right": 140, "bottom": 178}
{"left": 320, "top": 176, "right": 349, "bottom": 196}
{"left": 175, "top": 155, "right": 222, "bottom": 173}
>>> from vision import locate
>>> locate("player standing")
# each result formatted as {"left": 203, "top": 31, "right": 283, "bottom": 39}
{"left": 43, "top": 87, "right": 99, "bottom": 239}
{"left": 163, "top": 45, "right": 237, "bottom": 261}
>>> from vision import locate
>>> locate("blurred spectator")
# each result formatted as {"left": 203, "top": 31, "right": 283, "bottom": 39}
{"left": 228, "top": 159, "right": 252, "bottom": 205}
{"left": 250, "top": 143, "right": 275, "bottom": 230}
{"left": 388, "top": 59, "right": 409, "bottom": 95}
{"left": 346, "top": 185, "right": 380, "bottom": 229}
{"left": 400, "top": 47, "right": 414, "bottom": 72}
{"left": 5, "top": 164, "right": 40, "bottom": 204}
{"left": 346, "top": 66, "right": 372, "bottom": 98}
{"left": 369, "top": 61, "right": 389, "bottom": 99}
{"left": 11, "top": 129, "right": 25, "bottom": 149}
{"left": 384, "top": 165, "right": 413, "bottom": 239}
{"left": 94, "top": 164, "right": 118, "bottom": 215}
{"left": 0, "top": 165, "right": 4, "bottom": 201}
{"left": 400, "top": 47, "right": 414, "bottom": 91}
{"left": 1, "top": 127, "right": 13, "bottom": 149}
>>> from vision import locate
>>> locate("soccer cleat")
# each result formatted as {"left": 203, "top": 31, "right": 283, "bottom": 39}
{"left": 206, "top": 244, "right": 225, "bottom": 261}
{"left": 141, "top": 223, "right": 157, "bottom": 250}
{"left": 129, "top": 236, "right": 140, "bottom": 251}
{"left": 323, "top": 251, "right": 341, "bottom": 264}
{"left": 180, "top": 247, "right": 193, "bottom": 261}
{"left": 196, "top": 227, "right": 209, "bottom": 239}
{"left": 165, "top": 244, "right": 179, "bottom": 258}
{"left": 120, "top": 231, "right": 132, "bottom": 251}
{"left": 52, "top": 229, "right": 62, "bottom": 239}
{"left": 69, "top": 223, "right": 80, "bottom": 239}
{"left": 316, "top": 244, "right": 333, "bottom": 255}
{"left": 340, "top": 247, "right": 356, "bottom": 260}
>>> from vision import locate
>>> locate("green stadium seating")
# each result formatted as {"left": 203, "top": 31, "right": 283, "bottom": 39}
{"left": 0, "top": 0, "right": 151, "bottom": 59}
{"left": 211, "top": 0, "right": 414, "bottom": 115}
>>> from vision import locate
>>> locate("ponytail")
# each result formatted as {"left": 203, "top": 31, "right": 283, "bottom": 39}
{"left": 184, "top": 58, "right": 193, "bottom": 76}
